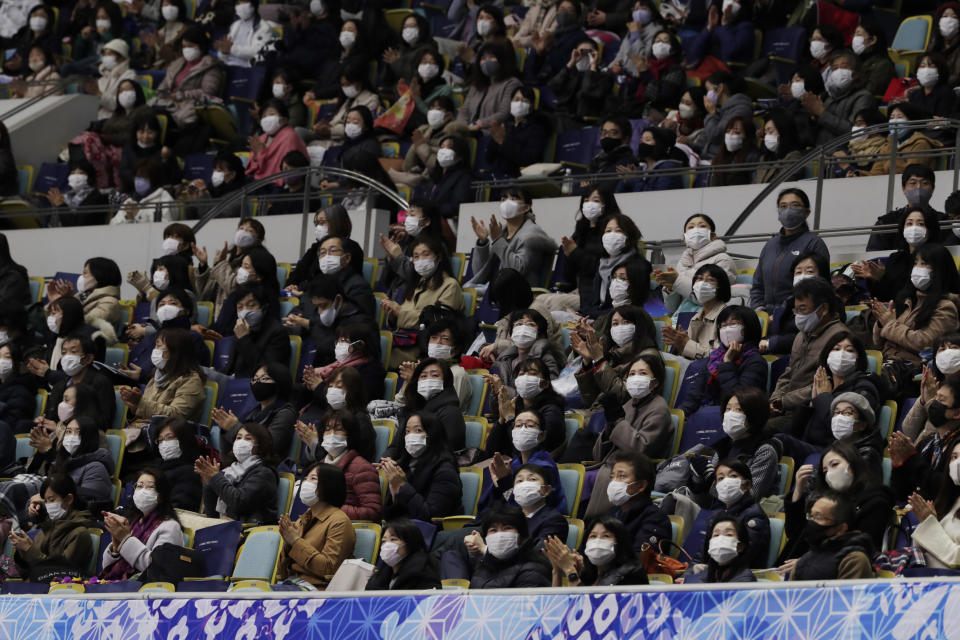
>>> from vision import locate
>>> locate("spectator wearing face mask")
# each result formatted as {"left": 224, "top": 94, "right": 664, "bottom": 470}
{"left": 122, "top": 289, "right": 208, "bottom": 382}
{"left": 464, "top": 505, "right": 552, "bottom": 588}
{"left": 586, "top": 118, "right": 637, "bottom": 190}
{"left": 306, "top": 61, "right": 380, "bottom": 149}
{"left": 602, "top": 452, "right": 672, "bottom": 554}
{"left": 754, "top": 111, "right": 804, "bottom": 184}
{"left": 750, "top": 188, "right": 829, "bottom": 311}
{"left": 4, "top": 5, "right": 59, "bottom": 76}
{"left": 0, "top": 341, "right": 34, "bottom": 438}
{"left": 549, "top": 37, "right": 613, "bottom": 123}
{"left": 851, "top": 17, "right": 895, "bottom": 98}
{"left": 381, "top": 14, "right": 436, "bottom": 87}
{"left": 93, "top": 40, "right": 137, "bottom": 120}
{"left": 492, "top": 309, "right": 564, "bottom": 393}
{"left": 584, "top": 354, "right": 672, "bottom": 518}
{"left": 367, "top": 518, "right": 441, "bottom": 590}
{"left": 805, "top": 25, "right": 843, "bottom": 85}
{"left": 690, "top": 71, "right": 752, "bottom": 161}
{"left": 412, "top": 318, "right": 472, "bottom": 412}
{"left": 458, "top": 42, "right": 522, "bottom": 134}
{"left": 831, "top": 107, "right": 886, "bottom": 177}
{"left": 901, "top": 335, "right": 960, "bottom": 443}
{"left": 312, "top": 235, "right": 375, "bottom": 320}
{"left": 608, "top": 1, "right": 664, "bottom": 78}
{"left": 118, "top": 114, "right": 181, "bottom": 195}
{"left": 265, "top": 69, "right": 307, "bottom": 130}
{"left": 682, "top": 515, "right": 757, "bottom": 583}
{"left": 684, "top": 0, "right": 755, "bottom": 72}
{"left": 906, "top": 437, "right": 960, "bottom": 571}
{"left": 195, "top": 217, "right": 266, "bottom": 317}
{"left": 865, "top": 164, "right": 943, "bottom": 252}
{"left": 709, "top": 116, "right": 759, "bottom": 187}
{"left": 141, "top": 0, "right": 189, "bottom": 68}
{"left": 545, "top": 516, "right": 649, "bottom": 586}
{"left": 657, "top": 214, "right": 737, "bottom": 315}
{"left": 150, "top": 416, "right": 203, "bottom": 511}
{"left": 803, "top": 50, "right": 877, "bottom": 148}
{"left": 485, "top": 86, "right": 550, "bottom": 178}
{"left": 388, "top": 360, "right": 467, "bottom": 454}
{"left": 777, "top": 66, "right": 825, "bottom": 150}
{"left": 15, "top": 44, "right": 59, "bottom": 99}
{"left": 679, "top": 305, "right": 766, "bottom": 418}
{"left": 197, "top": 422, "right": 278, "bottom": 524}
{"left": 928, "top": 2, "right": 960, "bottom": 86}
{"left": 378, "top": 201, "right": 454, "bottom": 297}
{"left": 390, "top": 96, "right": 469, "bottom": 188}
{"left": 662, "top": 87, "right": 707, "bottom": 150}
{"left": 42, "top": 160, "right": 109, "bottom": 227}
{"left": 121, "top": 327, "right": 206, "bottom": 424}
{"left": 286, "top": 275, "right": 364, "bottom": 367}
{"left": 214, "top": 0, "right": 278, "bottom": 68}
{"left": 222, "top": 284, "right": 291, "bottom": 378}
{"left": 26, "top": 299, "right": 106, "bottom": 388}
{"left": 487, "top": 360, "right": 566, "bottom": 457}
{"left": 296, "top": 365, "right": 377, "bottom": 459}
{"left": 113, "top": 158, "right": 176, "bottom": 224}
{"left": 406, "top": 48, "right": 452, "bottom": 124}
{"left": 379, "top": 411, "right": 462, "bottom": 520}
{"left": 214, "top": 362, "right": 296, "bottom": 457}
{"left": 126, "top": 255, "right": 198, "bottom": 340}
{"left": 246, "top": 99, "right": 308, "bottom": 183}
{"left": 869, "top": 103, "right": 943, "bottom": 177}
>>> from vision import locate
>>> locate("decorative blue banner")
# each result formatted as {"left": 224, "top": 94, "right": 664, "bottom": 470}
{"left": 1, "top": 581, "right": 957, "bottom": 640}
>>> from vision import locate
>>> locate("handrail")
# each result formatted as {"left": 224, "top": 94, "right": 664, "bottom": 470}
{"left": 725, "top": 117, "right": 960, "bottom": 236}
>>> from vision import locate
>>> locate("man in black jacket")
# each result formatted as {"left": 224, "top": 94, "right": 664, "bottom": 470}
{"left": 865, "top": 164, "right": 943, "bottom": 251}
{"left": 607, "top": 451, "right": 672, "bottom": 556}
{"left": 224, "top": 285, "right": 290, "bottom": 379}
{"left": 43, "top": 334, "right": 115, "bottom": 428}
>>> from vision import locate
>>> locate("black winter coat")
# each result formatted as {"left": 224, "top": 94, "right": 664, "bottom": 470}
{"left": 366, "top": 549, "right": 442, "bottom": 590}
{"left": 469, "top": 537, "right": 552, "bottom": 589}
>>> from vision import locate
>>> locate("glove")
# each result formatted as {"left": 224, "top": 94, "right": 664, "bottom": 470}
{"left": 127, "top": 270, "right": 150, "bottom": 293}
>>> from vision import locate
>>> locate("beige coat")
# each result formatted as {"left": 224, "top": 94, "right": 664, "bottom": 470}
{"left": 678, "top": 302, "right": 726, "bottom": 360}
{"left": 97, "top": 60, "right": 137, "bottom": 119}
{"left": 389, "top": 275, "right": 464, "bottom": 368}
{"left": 80, "top": 285, "right": 121, "bottom": 346}
{"left": 869, "top": 132, "right": 943, "bottom": 176}
{"left": 401, "top": 119, "right": 471, "bottom": 173}
{"left": 152, "top": 54, "right": 225, "bottom": 125}
{"left": 912, "top": 498, "right": 960, "bottom": 568}
{"left": 22, "top": 64, "right": 61, "bottom": 98}
{"left": 873, "top": 295, "right": 959, "bottom": 366}
{"left": 512, "top": 0, "right": 558, "bottom": 48}
{"left": 278, "top": 504, "right": 356, "bottom": 588}
{"left": 771, "top": 316, "right": 847, "bottom": 411}
{"left": 135, "top": 371, "right": 205, "bottom": 422}
{"left": 668, "top": 239, "right": 738, "bottom": 301}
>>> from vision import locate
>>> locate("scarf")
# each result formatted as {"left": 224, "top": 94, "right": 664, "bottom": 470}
{"left": 153, "top": 367, "right": 170, "bottom": 389}
{"left": 65, "top": 185, "right": 94, "bottom": 209}
{"left": 99, "top": 510, "right": 163, "bottom": 581}
{"left": 598, "top": 248, "right": 637, "bottom": 304}
{"left": 706, "top": 342, "right": 760, "bottom": 388}
{"left": 216, "top": 455, "right": 261, "bottom": 516}
{"left": 316, "top": 353, "right": 371, "bottom": 380}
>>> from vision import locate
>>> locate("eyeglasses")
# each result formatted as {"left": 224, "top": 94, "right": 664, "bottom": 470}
{"left": 135, "top": 483, "right": 157, "bottom": 490}
{"left": 514, "top": 421, "right": 540, "bottom": 429}
{"left": 806, "top": 512, "right": 834, "bottom": 525}
{"left": 832, "top": 409, "right": 858, "bottom": 418}
{"left": 316, "top": 248, "right": 343, "bottom": 257}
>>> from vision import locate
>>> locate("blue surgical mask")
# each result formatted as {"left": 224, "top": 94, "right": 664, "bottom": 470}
{"left": 134, "top": 177, "right": 151, "bottom": 195}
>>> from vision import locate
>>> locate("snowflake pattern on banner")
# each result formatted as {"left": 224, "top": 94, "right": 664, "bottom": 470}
{"left": 2, "top": 581, "right": 960, "bottom": 640}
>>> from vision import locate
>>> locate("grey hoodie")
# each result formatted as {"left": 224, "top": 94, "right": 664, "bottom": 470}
{"left": 695, "top": 92, "right": 753, "bottom": 160}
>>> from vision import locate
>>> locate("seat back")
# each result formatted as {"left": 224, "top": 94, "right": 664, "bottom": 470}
{"left": 459, "top": 468, "right": 482, "bottom": 516}
{"left": 193, "top": 520, "right": 244, "bottom": 578}
{"left": 465, "top": 373, "right": 487, "bottom": 416}
{"left": 565, "top": 517, "right": 584, "bottom": 550}
{"left": 878, "top": 400, "right": 897, "bottom": 440}
{"left": 362, "top": 258, "right": 378, "bottom": 287}
{"left": 104, "top": 430, "right": 125, "bottom": 478}
{"left": 196, "top": 301, "right": 214, "bottom": 328}
{"left": 557, "top": 463, "right": 584, "bottom": 518}
{"left": 352, "top": 521, "right": 382, "bottom": 564}
{"left": 232, "top": 526, "right": 282, "bottom": 582}
{"left": 15, "top": 435, "right": 34, "bottom": 461}
{"left": 668, "top": 410, "right": 684, "bottom": 457}
{"left": 201, "top": 382, "right": 218, "bottom": 427}
{"left": 564, "top": 415, "right": 581, "bottom": 447}
{"left": 768, "top": 513, "right": 785, "bottom": 568}
{"left": 383, "top": 372, "right": 398, "bottom": 401}
{"left": 104, "top": 345, "right": 129, "bottom": 367}
{"left": 372, "top": 422, "right": 394, "bottom": 462}
{"left": 213, "top": 336, "right": 235, "bottom": 370}
{"left": 379, "top": 331, "right": 392, "bottom": 367}
{"left": 661, "top": 360, "right": 680, "bottom": 406}
{"left": 86, "top": 528, "right": 103, "bottom": 575}
{"left": 34, "top": 389, "right": 47, "bottom": 417}
{"left": 778, "top": 456, "right": 795, "bottom": 495}
{"left": 216, "top": 377, "right": 257, "bottom": 417}
{"left": 288, "top": 335, "right": 302, "bottom": 380}
{"left": 111, "top": 389, "right": 127, "bottom": 430}
{"left": 277, "top": 472, "right": 295, "bottom": 516}
{"left": 677, "top": 405, "right": 723, "bottom": 451}
{"left": 463, "top": 418, "right": 488, "bottom": 450}
{"left": 891, "top": 15, "right": 931, "bottom": 51}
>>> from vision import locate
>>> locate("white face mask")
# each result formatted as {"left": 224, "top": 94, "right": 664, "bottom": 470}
{"left": 403, "top": 215, "right": 422, "bottom": 237}
{"left": 610, "top": 323, "right": 635, "bottom": 347}
{"left": 427, "top": 342, "right": 453, "bottom": 360}
{"left": 678, "top": 103, "right": 695, "bottom": 119}
{"left": 319, "top": 305, "right": 338, "bottom": 328}
{"left": 499, "top": 198, "right": 521, "bottom": 219}
{"left": 0, "top": 358, "right": 12, "bottom": 380}
{"left": 334, "top": 341, "right": 352, "bottom": 363}
{"left": 651, "top": 41, "right": 672, "bottom": 60}
{"left": 602, "top": 232, "right": 627, "bottom": 256}
{"left": 810, "top": 40, "right": 827, "bottom": 59}
{"left": 62, "top": 434, "right": 82, "bottom": 455}
{"left": 851, "top": 34, "right": 866, "bottom": 55}
{"left": 693, "top": 280, "right": 717, "bottom": 304}
{"left": 318, "top": 254, "right": 343, "bottom": 274}
{"left": 158, "top": 439, "right": 181, "bottom": 461}
{"left": 133, "top": 488, "right": 159, "bottom": 514}
{"left": 310, "top": 0, "right": 325, "bottom": 16}
{"left": 724, "top": 133, "right": 744, "bottom": 153}
{"left": 825, "top": 465, "right": 853, "bottom": 491}
{"left": 512, "top": 480, "right": 544, "bottom": 507}
{"left": 150, "top": 348, "right": 168, "bottom": 370}
{"left": 67, "top": 173, "right": 89, "bottom": 190}
{"left": 793, "top": 273, "right": 814, "bottom": 287}
{"left": 344, "top": 122, "right": 363, "bottom": 139}
{"left": 322, "top": 433, "right": 348, "bottom": 457}
{"left": 606, "top": 480, "right": 633, "bottom": 506}
{"left": 58, "top": 401, "right": 74, "bottom": 423}
{"left": 718, "top": 324, "right": 744, "bottom": 347}
{"left": 152, "top": 269, "right": 170, "bottom": 291}
{"left": 413, "top": 259, "right": 436, "bottom": 277}
{"left": 342, "top": 84, "right": 360, "bottom": 99}
{"left": 791, "top": 80, "right": 806, "bottom": 99}
{"left": 182, "top": 46, "right": 201, "bottom": 61}
{"left": 45, "top": 501, "right": 66, "bottom": 520}
{"left": 47, "top": 315, "right": 60, "bottom": 334}
{"left": 161, "top": 237, "right": 180, "bottom": 256}
{"left": 118, "top": 90, "right": 137, "bottom": 110}
{"left": 609, "top": 278, "right": 630, "bottom": 304}
{"left": 851, "top": 125, "right": 865, "bottom": 138}
{"left": 708, "top": 535, "right": 739, "bottom": 565}
{"left": 950, "top": 458, "right": 960, "bottom": 486}
{"left": 941, "top": 16, "right": 960, "bottom": 38}
{"left": 485, "top": 531, "right": 519, "bottom": 559}
{"left": 581, "top": 201, "right": 604, "bottom": 221}
{"left": 326, "top": 386, "right": 347, "bottom": 409}
{"left": 405, "top": 433, "right": 428, "bottom": 457}
{"left": 235, "top": 3, "right": 255, "bottom": 19}
{"left": 514, "top": 375, "right": 543, "bottom": 400}
{"left": 157, "top": 304, "right": 181, "bottom": 325}
{"left": 510, "top": 100, "right": 531, "bottom": 118}
{"left": 584, "top": 538, "right": 617, "bottom": 565}
{"left": 722, "top": 410, "right": 748, "bottom": 438}
{"left": 794, "top": 309, "right": 821, "bottom": 333}
{"left": 233, "top": 439, "right": 255, "bottom": 462}
{"left": 162, "top": 4, "right": 179, "bottom": 20}
{"left": 936, "top": 348, "right": 960, "bottom": 375}
{"left": 61, "top": 354, "right": 85, "bottom": 377}
{"left": 426, "top": 109, "right": 446, "bottom": 128}
{"left": 380, "top": 540, "right": 404, "bottom": 566}
{"left": 903, "top": 225, "right": 927, "bottom": 246}
{"left": 30, "top": 16, "right": 48, "bottom": 31}
{"left": 511, "top": 324, "right": 538, "bottom": 349}
{"left": 511, "top": 425, "right": 541, "bottom": 451}
{"left": 402, "top": 26, "right": 419, "bottom": 44}
{"left": 272, "top": 83, "right": 287, "bottom": 99}
{"left": 235, "top": 229, "right": 256, "bottom": 248}
{"left": 75, "top": 274, "right": 92, "bottom": 293}
{"left": 418, "top": 63, "right": 439, "bottom": 81}
{"left": 101, "top": 54, "right": 117, "bottom": 70}
{"left": 339, "top": 30, "right": 356, "bottom": 48}
{"left": 828, "top": 68, "right": 854, "bottom": 94}
{"left": 764, "top": 134, "right": 780, "bottom": 153}
{"left": 476, "top": 19, "right": 493, "bottom": 36}
{"left": 210, "top": 170, "right": 225, "bottom": 188}
{"left": 917, "top": 67, "right": 940, "bottom": 88}
{"left": 625, "top": 374, "right": 652, "bottom": 399}
{"left": 235, "top": 267, "right": 251, "bottom": 285}
{"left": 831, "top": 414, "right": 856, "bottom": 440}
{"left": 826, "top": 349, "right": 857, "bottom": 377}
{"left": 417, "top": 378, "right": 444, "bottom": 400}
{"left": 436, "top": 148, "right": 456, "bottom": 168}
{"left": 260, "top": 115, "right": 281, "bottom": 135}
{"left": 911, "top": 266, "right": 932, "bottom": 290}
{"left": 684, "top": 226, "right": 711, "bottom": 250}
{"left": 299, "top": 480, "right": 319, "bottom": 506}
{"left": 715, "top": 476, "right": 744, "bottom": 505}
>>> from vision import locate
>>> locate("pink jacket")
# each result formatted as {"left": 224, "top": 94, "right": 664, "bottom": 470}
{"left": 245, "top": 125, "right": 307, "bottom": 183}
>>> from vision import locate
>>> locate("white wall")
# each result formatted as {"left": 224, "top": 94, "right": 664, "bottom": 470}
{"left": 2, "top": 95, "right": 100, "bottom": 169}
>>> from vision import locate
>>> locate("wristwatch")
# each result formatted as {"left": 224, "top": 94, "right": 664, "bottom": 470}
{"left": 566, "top": 571, "right": 580, "bottom": 583}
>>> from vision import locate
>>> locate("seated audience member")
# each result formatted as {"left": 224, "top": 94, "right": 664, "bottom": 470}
{"left": 682, "top": 515, "right": 757, "bottom": 584}
{"left": 40, "top": 334, "right": 115, "bottom": 427}
{"left": 804, "top": 51, "right": 877, "bottom": 148}
{"left": 297, "top": 366, "right": 376, "bottom": 461}
{"left": 901, "top": 336, "right": 960, "bottom": 441}
{"left": 709, "top": 116, "right": 759, "bottom": 187}
{"left": 763, "top": 251, "right": 829, "bottom": 355}
{"left": 544, "top": 516, "right": 648, "bottom": 586}
{"left": 303, "top": 321, "right": 385, "bottom": 402}
{"left": 378, "top": 412, "right": 462, "bottom": 521}
{"left": 15, "top": 45, "right": 60, "bottom": 99}
{"left": 299, "top": 409, "right": 381, "bottom": 521}
{"left": 928, "top": 3, "right": 960, "bottom": 87}
{"left": 872, "top": 243, "right": 960, "bottom": 368}
{"left": 464, "top": 505, "right": 552, "bottom": 588}
{"left": 45, "top": 258, "right": 122, "bottom": 347}
{"left": 492, "top": 309, "right": 564, "bottom": 392}
{"left": 29, "top": 416, "right": 114, "bottom": 507}
{"left": 548, "top": 36, "right": 613, "bottom": 122}
{"left": 869, "top": 103, "right": 943, "bottom": 177}
{"left": 313, "top": 235, "right": 375, "bottom": 319}
{"left": 415, "top": 318, "right": 473, "bottom": 412}
{"left": 908, "top": 438, "right": 960, "bottom": 570}
{"left": 222, "top": 285, "right": 291, "bottom": 378}
{"left": 585, "top": 355, "right": 673, "bottom": 517}
{"left": 306, "top": 59, "right": 380, "bottom": 147}
{"left": 216, "top": 0, "right": 278, "bottom": 68}
{"left": 488, "top": 361, "right": 565, "bottom": 455}
{"left": 855, "top": 206, "right": 941, "bottom": 302}
{"left": 150, "top": 28, "right": 225, "bottom": 140}
{"left": 783, "top": 491, "right": 875, "bottom": 581}
{"left": 457, "top": 42, "right": 523, "bottom": 134}
{"left": 690, "top": 71, "right": 752, "bottom": 161}
{"left": 390, "top": 96, "right": 469, "bottom": 187}
{"left": 113, "top": 159, "right": 177, "bottom": 225}
{"left": 121, "top": 327, "right": 206, "bottom": 424}
{"left": 100, "top": 467, "right": 184, "bottom": 580}
{"left": 661, "top": 264, "right": 732, "bottom": 360}
{"left": 197, "top": 422, "right": 278, "bottom": 523}
{"left": 696, "top": 459, "right": 769, "bottom": 568}
{"left": 584, "top": 212, "right": 643, "bottom": 317}
{"left": 423, "top": 136, "right": 474, "bottom": 221}
{"left": 13, "top": 475, "right": 93, "bottom": 580}
{"left": 213, "top": 362, "right": 296, "bottom": 457}
{"left": 0, "top": 342, "right": 36, "bottom": 434}
{"left": 277, "top": 462, "right": 356, "bottom": 590}
{"left": 684, "top": 0, "right": 755, "bottom": 71}
{"left": 833, "top": 108, "right": 887, "bottom": 177}
{"left": 366, "top": 518, "right": 442, "bottom": 590}
{"left": 44, "top": 160, "right": 110, "bottom": 227}
{"left": 286, "top": 206, "right": 356, "bottom": 292}
{"left": 754, "top": 111, "right": 804, "bottom": 184}
{"left": 680, "top": 305, "right": 767, "bottom": 417}
{"left": 118, "top": 114, "right": 180, "bottom": 195}
{"left": 151, "top": 417, "right": 203, "bottom": 511}
{"left": 655, "top": 213, "right": 737, "bottom": 313}
{"left": 600, "top": 452, "right": 671, "bottom": 556}
{"left": 852, "top": 18, "right": 896, "bottom": 98}
{"left": 378, "top": 200, "right": 452, "bottom": 296}
{"left": 477, "top": 269, "right": 565, "bottom": 363}
{"left": 94, "top": 40, "right": 137, "bottom": 120}
{"left": 907, "top": 53, "right": 957, "bottom": 120}
{"left": 392, "top": 359, "right": 466, "bottom": 452}
{"left": 750, "top": 188, "right": 829, "bottom": 311}
{"left": 485, "top": 86, "right": 550, "bottom": 177}
{"left": 769, "top": 278, "right": 845, "bottom": 418}
{"left": 553, "top": 186, "right": 618, "bottom": 311}
{"left": 245, "top": 99, "right": 308, "bottom": 182}
{"left": 865, "top": 164, "right": 940, "bottom": 252}
{"left": 586, "top": 118, "right": 637, "bottom": 191}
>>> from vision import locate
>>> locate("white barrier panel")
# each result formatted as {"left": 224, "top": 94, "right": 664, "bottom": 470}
{"left": 2, "top": 579, "right": 959, "bottom": 638}
{"left": 2, "top": 95, "right": 100, "bottom": 168}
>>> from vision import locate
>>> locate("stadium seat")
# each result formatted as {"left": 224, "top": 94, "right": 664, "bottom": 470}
{"left": 778, "top": 456, "right": 794, "bottom": 496}
{"left": 232, "top": 526, "right": 282, "bottom": 582}
{"left": 463, "top": 416, "right": 489, "bottom": 450}
{"left": 34, "top": 389, "right": 47, "bottom": 417}
{"left": 462, "top": 288, "right": 477, "bottom": 316}
{"left": 104, "top": 345, "right": 128, "bottom": 367}
{"left": 288, "top": 335, "right": 301, "bottom": 380}
{"left": 16, "top": 165, "right": 34, "bottom": 196}
{"left": 196, "top": 301, "right": 213, "bottom": 328}
{"left": 228, "top": 580, "right": 272, "bottom": 592}
{"left": 661, "top": 360, "right": 680, "bottom": 406}
{"left": 878, "top": 400, "right": 897, "bottom": 440}
{"left": 379, "top": 331, "right": 392, "bottom": 368}
{"left": 464, "top": 372, "right": 488, "bottom": 417}
{"left": 362, "top": 258, "right": 378, "bottom": 288}
{"left": 882, "top": 456, "right": 891, "bottom": 486}
{"left": 648, "top": 573, "right": 674, "bottom": 585}
{"left": 565, "top": 517, "right": 584, "bottom": 551}
{"left": 28, "top": 276, "right": 43, "bottom": 303}
{"left": 668, "top": 409, "right": 684, "bottom": 457}
{"left": 201, "top": 382, "right": 218, "bottom": 427}
{"left": 768, "top": 513, "right": 786, "bottom": 567}
{"left": 557, "top": 463, "right": 584, "bottom": 518}
{"left": 277, "top": 472, "right": 295, "bottom": 516}
{"left": 105, "top": 430, "right": 126, "bottom": 480}
{"left": 458, "top": 467, "right": 483, "bottom": 516}
{"left": 888, "top": 15, "right": 932, "bottom": 77}
{"left": 352, "top": 521, "right": 382, "bottom": 564}
{"left": 111, "top": 390, "right": 127, "bottom": 430}
{"left": 15, "top": 435, "right": 34, "bottom": 461}
{"left": 450, "top": 253, "right": 466, "bottom": 281}
{"left": 372, "top": 421, "right": 394, "bottom": 461}
{"left": 383, "top": 372, "right": 398, "bottom": 401}
{"left": 865, "top": 350, "right": 882, "bottom": 375}
{"left": 563, "top": 413, "right": 583, "bottom": 448}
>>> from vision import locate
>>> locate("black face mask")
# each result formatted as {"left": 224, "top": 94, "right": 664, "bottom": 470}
{"left": 804, "top": 520, "right": 836, "bottom": 547}
{"left": 635, "top": 143, "right": 657, "bottom": 160}
{"left": 929, "top": 400, "right": 954, "bottom": 427}
{"left": 251, "top": 381, "right": 278, "bottom": 401}
{"left": 600, "top": 137, "right": 621, "bottom": 153}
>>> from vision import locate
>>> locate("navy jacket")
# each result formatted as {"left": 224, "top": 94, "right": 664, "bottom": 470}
{"left": 680, "top": 349, "right": 767, "bottom": 416}
{"left": 610, "top": 494, "right": 672, "bottom": 557}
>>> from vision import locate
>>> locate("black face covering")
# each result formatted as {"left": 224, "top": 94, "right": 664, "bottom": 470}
{"left": 929, "top": 400, "right": 953, "bottom": 427}
{"left": 804, "top": 520, "right": 836, "bottom": 547}
{"left": 600, "top": 137, "right": 621, "bottom": 153}
{"left": 635, "top": 143, "right": 657, "bottom": 160}
{"left": 251, "top": 381, "right": 278, "bottom": 401}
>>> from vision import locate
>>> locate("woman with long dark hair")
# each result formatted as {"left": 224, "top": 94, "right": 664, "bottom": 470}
{"left": 544, "top": 516, "right": 648, "bottom": 586}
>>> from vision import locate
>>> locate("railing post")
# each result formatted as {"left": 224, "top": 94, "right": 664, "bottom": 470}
{"left": 298, "top": 169, "right": 312, "bottom": 258}
{"left": 954, "top": 124, "right": 960, "bottom": 194}
{"left": 886, "top": 128, "right": 898, "bottom": 214}
{"left": 813, "top": 147, "right": 824, "bottom": 230}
